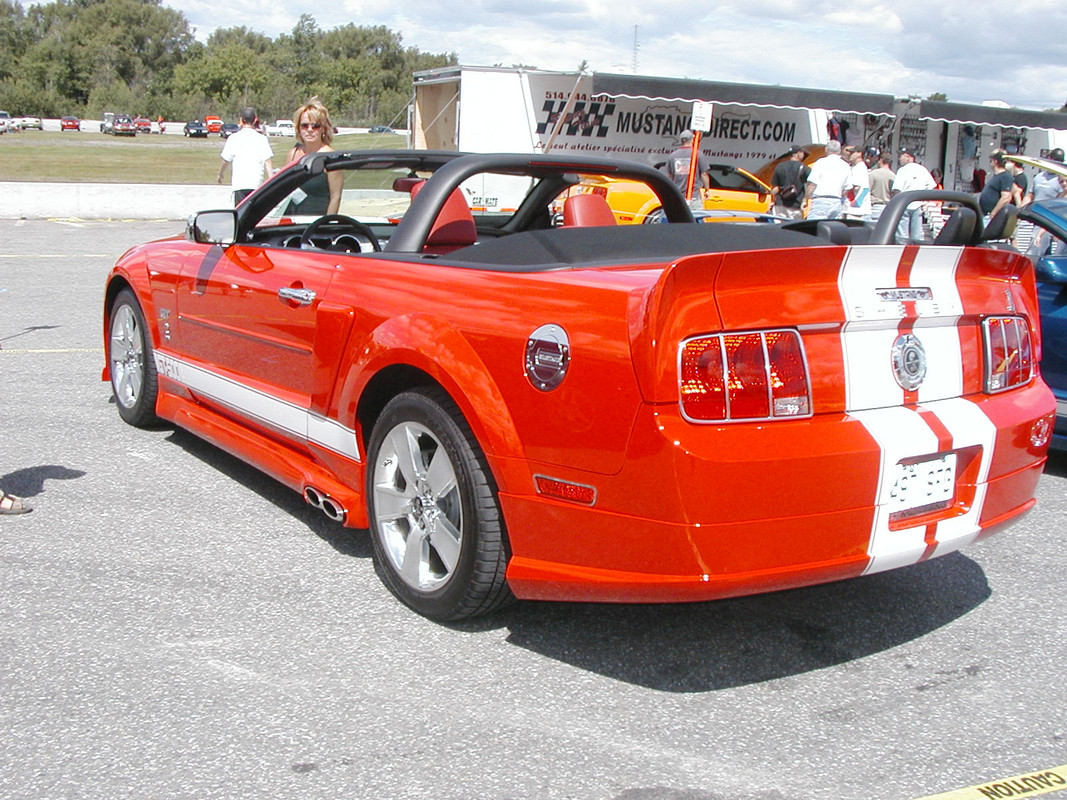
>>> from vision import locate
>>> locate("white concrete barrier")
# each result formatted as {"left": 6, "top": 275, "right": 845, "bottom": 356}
{"left": 0, "top": 182, "right": 233, "bottom": 220}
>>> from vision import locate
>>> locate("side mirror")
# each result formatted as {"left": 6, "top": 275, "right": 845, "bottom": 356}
{"left": 1035, "top": 255, "right": 1067, "bottom": 285}
{"left": 187, "top": 210, "right": 237, "bottom": 245}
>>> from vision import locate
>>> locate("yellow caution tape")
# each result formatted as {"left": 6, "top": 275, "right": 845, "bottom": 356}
{"left": 913, "top": 765, "right": 1067, "bottom": 800}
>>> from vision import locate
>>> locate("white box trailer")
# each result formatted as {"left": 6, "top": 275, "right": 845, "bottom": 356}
{"left": 412, "top": 66, "right": 834, "bottom": 212}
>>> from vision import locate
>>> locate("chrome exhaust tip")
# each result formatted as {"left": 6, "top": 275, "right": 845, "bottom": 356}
{"left": 303, "top": 486, "right": 347, "bottom": 524}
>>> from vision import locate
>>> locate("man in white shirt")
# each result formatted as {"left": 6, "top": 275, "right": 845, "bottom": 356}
{"left": 841, "top": 145, "right": 872, "bottom": 221}
{"left": 218, "top": 107, "right": 275, "bottom": 205}
{"left": 804, "top": 140, "right": 851, "bottom": 219}
{"left": 891, "top": 147, "right": 936, "bottom": 242}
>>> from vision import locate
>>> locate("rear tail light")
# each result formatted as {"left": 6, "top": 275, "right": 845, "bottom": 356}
{"left": 983, "top": 316, "right": 1034, "bottom": 393}
{"left": 680, "top": 330, "right": 812, "bottom": 422}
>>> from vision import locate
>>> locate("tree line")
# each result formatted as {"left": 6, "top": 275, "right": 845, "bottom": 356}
{"left": 0, "top": 0, "right": 456, "bottom": 124}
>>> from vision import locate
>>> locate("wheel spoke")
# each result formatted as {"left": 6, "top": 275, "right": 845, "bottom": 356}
{"left": 373, "top": 483, "right": 412, "bottom": 522}
{"left": 424, "top": 445, "right": 457, "bottom": 500}
{"left": 387, "top": 425, "right": 425, "bottom": 486}
{"left": 429, "top": 515, "right": 462, "bottom": 574}
{"left": 400, "top": 526, "right": 428, "bottom": 586}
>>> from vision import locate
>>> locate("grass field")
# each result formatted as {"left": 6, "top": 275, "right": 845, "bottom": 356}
{"left": 0, "top": 130, "right": 406, "bottom": 184}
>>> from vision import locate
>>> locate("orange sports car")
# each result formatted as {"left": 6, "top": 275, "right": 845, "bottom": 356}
{"left": 103, "top": 150, "right": 1055, "bottom": 620}
{"left": 566, "top": 163, "right": 773, "bottom": 224}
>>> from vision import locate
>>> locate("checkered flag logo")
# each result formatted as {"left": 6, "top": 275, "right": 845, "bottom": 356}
{"left": 536, "top": 100, "right": 615, "bottom": 137}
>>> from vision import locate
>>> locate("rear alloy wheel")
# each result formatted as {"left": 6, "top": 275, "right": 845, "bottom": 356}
{"left": 108, "top": 289, "right": 159, "bottom": 427}
{"left": 367, "top": 389, "right": 512, "bottom": 620}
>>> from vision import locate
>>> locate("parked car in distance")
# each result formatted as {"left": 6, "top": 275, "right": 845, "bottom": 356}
{"left": 0, "top": 110, "right": 11, "bottom": 133}
{"left": 221, "top": 122, "right": 240, "bottom": 138}
{"left": 204, "top": 115, "right": 223, "bottom": 135}
{"left": 183, "top": 119, "right": 208, "bottom": 138}
{"left": 102, "top": 150, "right": 1055, "bottom": 621}
{"left": 1009, "top": 154, "right": 1067, "bottom": 451}
{"left": 265, "top": 119, "right": 295, "bottom": 136}
{"left": 60, "top": 115, "right": 81, "bottom": 131}
{"left": 100, "top": 111, "right": 115, "bottom": 134}
{"left": 18, "top": 116, "right": 42, "bottom": 130}
{"left": 133, "top": 117, "right": 152, "bottom": 134}
{"left": 111, "top": 114, "right": 136, "bottom": 136}
{"left": 563, "top": 164, "right": 773, "bottom": 224}
{"left": 368, "top": 125, "right": 394, "bottom": 134}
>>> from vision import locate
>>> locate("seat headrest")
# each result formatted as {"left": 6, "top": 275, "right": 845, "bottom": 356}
{"left": 410, "top": 180, "right": 477, "bottom": 249}
{"left": 933, "top": 206, "right": 978, "bottom": 246}
{"left": 982, "top": 204, "right": 1018, "bottom": 240}
{"left": 562, "top": 193, "right": 617, "bottom": 227}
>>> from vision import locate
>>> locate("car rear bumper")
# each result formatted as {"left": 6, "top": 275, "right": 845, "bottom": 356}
{"left": 502, "top": 383, "right": 1054, "bottom": 603}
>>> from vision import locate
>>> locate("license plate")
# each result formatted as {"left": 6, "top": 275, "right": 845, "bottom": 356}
{"left": 888, "top": 453, "right": 957, "bottom": 516}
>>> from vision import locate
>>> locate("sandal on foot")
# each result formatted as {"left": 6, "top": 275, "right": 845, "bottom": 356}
{"left": 0, "top": 493, "right": 32, "bottom": 515}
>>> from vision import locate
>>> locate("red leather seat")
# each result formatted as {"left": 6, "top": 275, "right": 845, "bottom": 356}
{"left": 409, "top": 180, "right": 478, "bottom": 254}
{"left": 562, "top": 193, "right": 617, "bottom": 227}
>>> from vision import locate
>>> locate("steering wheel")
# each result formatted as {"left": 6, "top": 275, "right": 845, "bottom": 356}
{"left": 299, "top": 214, "right": 381, "bottom": 253}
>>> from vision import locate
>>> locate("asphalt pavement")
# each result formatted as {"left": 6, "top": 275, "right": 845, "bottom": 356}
{"left": 1, "top": 219, "right": 1065, "bottom": 800}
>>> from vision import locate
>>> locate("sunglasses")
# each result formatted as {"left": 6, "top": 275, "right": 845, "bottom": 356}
{"left": 300, "top": 122, "right": 323, "bottom": 130}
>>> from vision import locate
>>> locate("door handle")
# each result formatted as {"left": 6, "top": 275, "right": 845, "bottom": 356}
{"left": 278, "top": 287, "right": 315, "bottom": 305}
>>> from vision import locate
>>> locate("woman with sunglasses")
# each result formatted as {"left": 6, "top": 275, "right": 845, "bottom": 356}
{"left": 283, "top": 97, "right": 344, "bottom": 215}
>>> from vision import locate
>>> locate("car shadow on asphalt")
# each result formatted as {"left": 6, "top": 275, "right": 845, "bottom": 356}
{"left": 163, "top": 427, "right": 994, "bottom": 692}
{"left": 493, "top": 554, "right": 991, "bottom": 692}
{"left": 1044, "top": 448, "right": 1067, "bottom": 477}
{"left": 163, "top": 428, "right": 372, "bottom": 559}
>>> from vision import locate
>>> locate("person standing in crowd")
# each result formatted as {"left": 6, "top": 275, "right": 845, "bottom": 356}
{"left": 1022, "top": 148, "right": 1066, "bottom": 255}
{"left": 217, "top": 107, "right": 274, "bottom": 205}
{"left": 770, "top": 145, "right": 809, "bottom": 219}
{"left": 841, "top": 145, "right": 871, "bottom": 221}
{"left": 283, "top": 97, "right": 344, "bottom": 216}
{"left": 804, "top": 140, "right": 851, "bottom": 219}
{"left": 868, "top": 153, "right": 895, "bottom": 222}
{"left": 978, "top": 150, "right": 1016, "bottom": 223}
{"left": 891, "top": 147, "right": 936, "bottom": 242}
{"left": 1024, "top": 147, "right": 1065, "bottom": 206}
{"left": 663, "top": 130, "right": 710, "bottom": 209}
{"left": 1009, "top": 159, "right": 1028, "bottom": 207}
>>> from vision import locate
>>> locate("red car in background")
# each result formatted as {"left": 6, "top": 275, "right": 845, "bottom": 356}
{"left": 204, "top": 115, "right": 223, "bottom": 135}
{"left": 60, "top": 116, "right": 80, "bottom": 131}
{"left": 111, "top": 114, "right": 136, "bottom": 136}
{"left": 133, "top": 117, "right": 152, "bottom": 134}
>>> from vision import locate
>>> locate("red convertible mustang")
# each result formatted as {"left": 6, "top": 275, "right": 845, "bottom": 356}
{"left": 103, "top": 150, "right": 1056, "bottom": 620}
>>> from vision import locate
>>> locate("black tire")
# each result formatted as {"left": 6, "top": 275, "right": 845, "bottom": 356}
{"left": 366, "top": 388, "right": 513, "bottom": 620}
{"left": 108, "top": 288, "right": 160, "bottom": 427}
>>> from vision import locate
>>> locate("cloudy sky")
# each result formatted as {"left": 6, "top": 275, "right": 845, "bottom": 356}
{"left": 171, "top": 0, "right": 1066, "bottom": 111}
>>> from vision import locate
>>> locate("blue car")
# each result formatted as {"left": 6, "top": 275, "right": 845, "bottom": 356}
{"left": 1018, "top": 196, "right": 1067, "bottom": 450}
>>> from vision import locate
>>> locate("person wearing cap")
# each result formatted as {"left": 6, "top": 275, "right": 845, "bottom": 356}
{"left": 891, "top": 147, "right": 936, "bottom": 242}
{"left": 804, "top": 140, "right": 851, "bottom": 219}
{"left": 1023, "top": 148, "right": 1066, "bottom": 256}
{"left": 868, "top": 153, "right": 895, "bottom": 222}
{"left": 978, "top": 150, "right": 1015, "bottom": 223}
{"left": 770, "top": 146, "right": 809, "bottom": 219}
{"left": 1023, "top": 147, "right": 1065, "bottom": 206}
{"left": 841, "top": 145, "right": 872, "bottom": 221}
{"left": 663, "top": 130, "right": 710, "bottom": 208}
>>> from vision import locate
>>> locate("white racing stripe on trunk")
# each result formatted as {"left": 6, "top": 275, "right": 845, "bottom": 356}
{"left": 838, "top": 246, "right": 994, "bottom": 573}
{"left": 850, "top": 406, "right": 940, "bottom": 573}
{"left": 837, "top": 246, "right": 965, "bottom": 412}
{"left": 154, "top": 350, "right": 360, "bottom": 462}
{"left": 851, "top": 399, "right": 996, "bottom": 575}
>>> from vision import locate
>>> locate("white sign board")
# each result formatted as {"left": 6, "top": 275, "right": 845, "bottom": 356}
{"left": 691, "top": 101, "right": 713, "bottom": 133}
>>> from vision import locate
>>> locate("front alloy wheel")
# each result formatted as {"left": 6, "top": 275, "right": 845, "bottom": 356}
{"left": 108, "top": 289, "right": 159, "bottom": 427}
